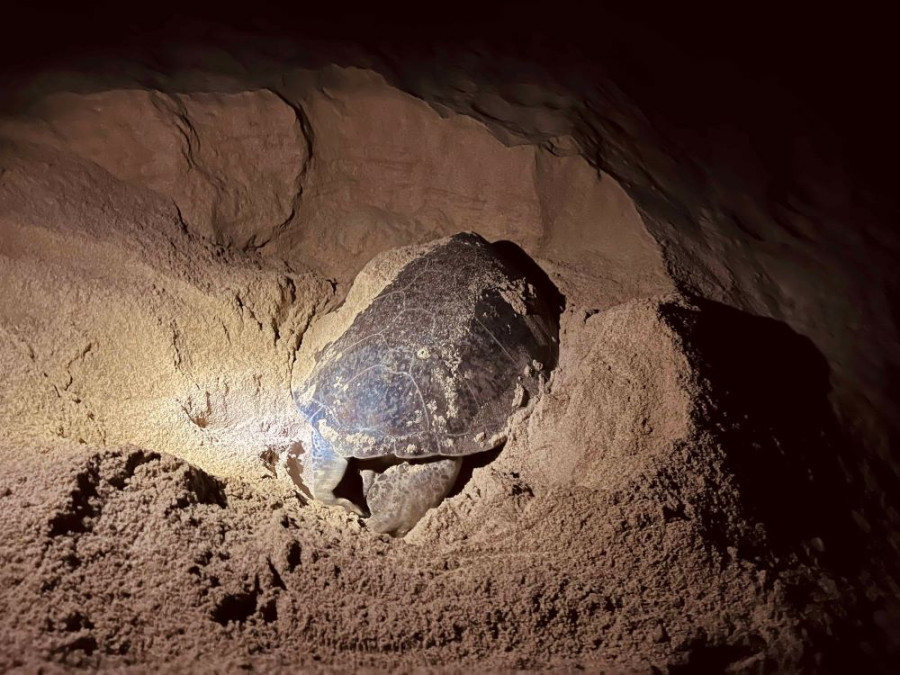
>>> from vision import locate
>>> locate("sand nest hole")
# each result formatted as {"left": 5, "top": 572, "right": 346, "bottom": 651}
{"left": 0, "top": 77, "right": 857, "bottom": 671}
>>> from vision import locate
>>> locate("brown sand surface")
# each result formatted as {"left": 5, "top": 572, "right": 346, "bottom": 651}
{"left": 0, "top": 41, "right": 896, "bottom": 672}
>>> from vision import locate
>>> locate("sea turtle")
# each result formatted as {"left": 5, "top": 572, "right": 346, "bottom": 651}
{"left": 287, "top": 232, "right": 558, "bottom": 535}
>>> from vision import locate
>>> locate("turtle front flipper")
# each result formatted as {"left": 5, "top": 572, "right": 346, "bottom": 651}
{"left": 304, "top": 426, "right": 364, "bottom": 516}
{"left": 364, "top": 458, "right": 462, "bottom": 536}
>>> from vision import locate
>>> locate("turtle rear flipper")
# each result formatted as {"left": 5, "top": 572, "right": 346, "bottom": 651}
{"left": 364, "top": 458, "right": 462, "bottom": 536}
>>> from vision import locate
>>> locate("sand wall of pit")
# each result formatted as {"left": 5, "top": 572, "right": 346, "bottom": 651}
{"left": 0, "top": 137, "right": 332, "bottom": 483}
{"left": 4, "top": 42, "right": 895, "bottom": 483}
{"left": 0, "top": 67, "right": 673, "bottom": 488}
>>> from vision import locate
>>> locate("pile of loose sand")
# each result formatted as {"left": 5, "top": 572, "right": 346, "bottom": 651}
{"left": 0, "top": 59, "right": 885, "bottom": 671}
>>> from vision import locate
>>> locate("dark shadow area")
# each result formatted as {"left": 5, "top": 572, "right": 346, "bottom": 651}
{"left": 669, "top": 639, "right": 766, "bottom": 674}
{"left": 2, "top": 0, "right": 895, "bottom": 202}
{"left": 662, "top": 298, "right": 900, "bottom": 671}
{"left": 210, "top": 579, "right": 267, "bottom": 625}
{"left": 334, "top": 459, "right": 368, "bottom": 515}
{"left": 447, "top": 444, "right": 505, "bottom": 500}
{"left": 661, "top": 299, "right": 865, "bottom": 568}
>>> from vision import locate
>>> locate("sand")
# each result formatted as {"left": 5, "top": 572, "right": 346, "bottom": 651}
{"left": 0, "top": 38, "right": 896, "bottom": 672}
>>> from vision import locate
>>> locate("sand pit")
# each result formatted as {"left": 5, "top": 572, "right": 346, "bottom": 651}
{"left": 0, "top": 43, "right": 896, "bottom": 672}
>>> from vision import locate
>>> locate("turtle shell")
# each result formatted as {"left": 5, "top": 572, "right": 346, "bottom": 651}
{"left": 293, "top": 232, "right": 558, "bottom": 460}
